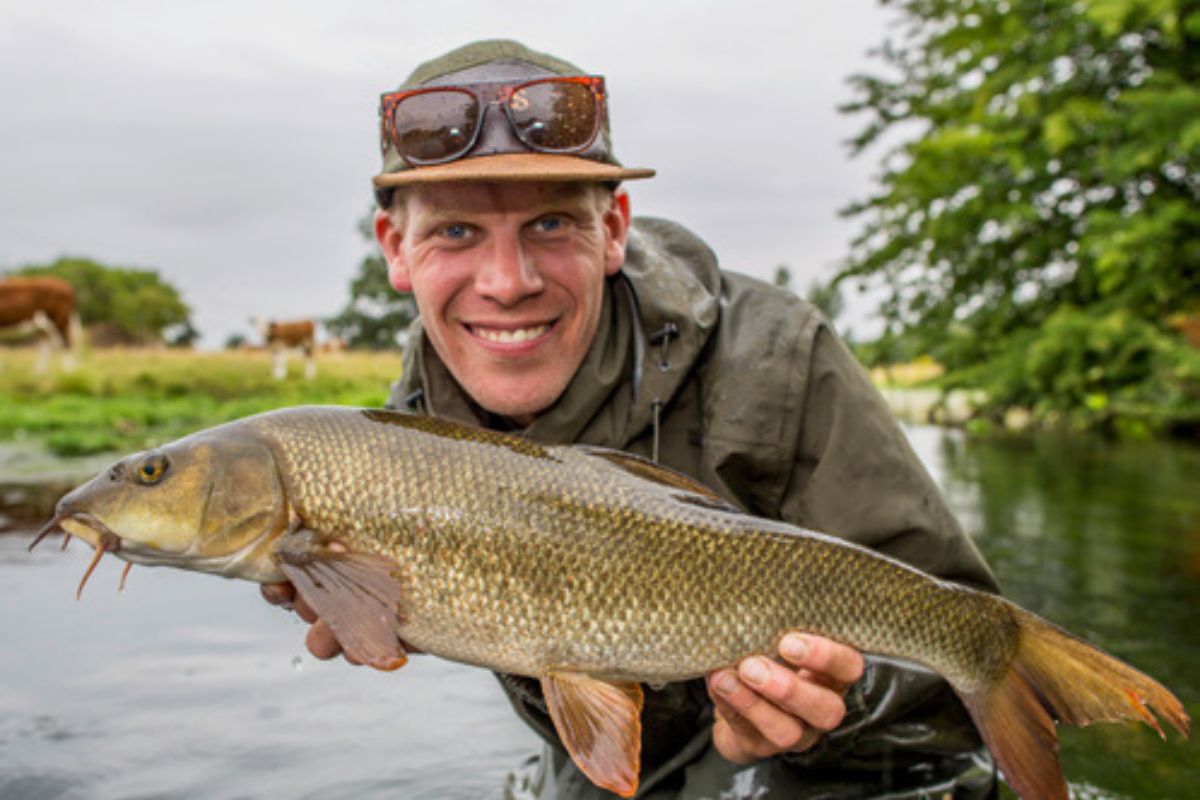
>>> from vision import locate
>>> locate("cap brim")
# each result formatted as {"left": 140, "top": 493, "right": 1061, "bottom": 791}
{"left": 372, "top": 153, "right": 655, "bottom": 187}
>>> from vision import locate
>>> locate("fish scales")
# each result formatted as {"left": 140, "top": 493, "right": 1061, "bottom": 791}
{"left": 249, "top": 408, "right": 1013, "bottom": 685}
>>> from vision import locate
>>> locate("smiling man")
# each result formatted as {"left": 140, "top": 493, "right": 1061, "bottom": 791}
{"left": 265, "top": 39, "right": 1001, "bottom": 799}
{"left": 376, "top": 181, "right": 629, "bottom": 426}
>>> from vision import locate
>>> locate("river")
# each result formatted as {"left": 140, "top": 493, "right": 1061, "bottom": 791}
{"left": 1, "top": 425, "right": 1196, "bottom": 798}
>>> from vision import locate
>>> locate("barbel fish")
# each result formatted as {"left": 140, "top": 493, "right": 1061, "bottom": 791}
{"left": 32, "top": 406, "right": 1188, "bottom": 799}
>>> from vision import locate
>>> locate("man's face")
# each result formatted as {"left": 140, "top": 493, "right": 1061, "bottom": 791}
{"left": 376, "top": 181, "right": 631, "bottom": 425}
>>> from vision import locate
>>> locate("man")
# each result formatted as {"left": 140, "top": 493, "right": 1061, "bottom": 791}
{"left": 264, "top": 39, "right": 999, "bottom": 798}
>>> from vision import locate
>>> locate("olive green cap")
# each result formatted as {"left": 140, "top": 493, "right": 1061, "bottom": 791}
{"left": 373, "top": 39, "right": 654, "bottom": 200}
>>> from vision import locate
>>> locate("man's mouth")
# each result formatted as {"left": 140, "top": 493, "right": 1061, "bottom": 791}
{"left": 469, "top": 322, "right": 551, "bottom": 344}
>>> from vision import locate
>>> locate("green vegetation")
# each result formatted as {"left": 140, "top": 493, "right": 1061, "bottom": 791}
{"left": 0, "top": 349, "right": 402, "bottom": 456}
{"left": 840, "top": 0, "right": 1200, "bottom": 437}
{"left": 325, "top": 209, "right": 416, "bottom": 349}
{"left": 12, "top": 257, "right": 194, "bottom": 345}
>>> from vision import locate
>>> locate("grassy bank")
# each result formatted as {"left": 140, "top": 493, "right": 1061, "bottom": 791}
{"left": 1, "top": 348, "right": 402, "bottom": 456}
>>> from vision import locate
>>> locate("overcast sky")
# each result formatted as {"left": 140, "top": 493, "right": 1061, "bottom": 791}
{"left": 1, "top": 0, "right": 897, "bottom": 348}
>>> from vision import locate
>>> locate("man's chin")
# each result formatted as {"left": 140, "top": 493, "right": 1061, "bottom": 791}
{"left": 471, "top": 384, "right": 564, "bottom": 426}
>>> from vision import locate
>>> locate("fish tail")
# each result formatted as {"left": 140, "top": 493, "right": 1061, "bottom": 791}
{"left": 957, "top": 605, "right": 1189, "bottom": 800}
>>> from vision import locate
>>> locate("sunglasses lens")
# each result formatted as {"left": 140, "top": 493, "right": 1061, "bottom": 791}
{"left": 508, "top": 81, "right": 598, "bottom": 152}
{"left": 392, "top": 89, "right": 480, "bottom": 163}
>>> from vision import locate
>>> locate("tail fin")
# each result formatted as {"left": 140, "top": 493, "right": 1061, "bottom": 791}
{"left": 957, "top": 606, "right": 1189, "bottom": 800}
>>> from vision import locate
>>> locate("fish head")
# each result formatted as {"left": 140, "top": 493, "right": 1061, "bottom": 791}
{"left": 51, "top": 427, "right": 289, "bottom": 582}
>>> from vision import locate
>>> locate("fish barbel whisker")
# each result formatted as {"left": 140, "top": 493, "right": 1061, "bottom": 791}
{"left": 119, "top": 562, "right": 133, "bottom": 593}
{"left": 49, "top": 511, "right": 126, "bottom": 601}
{"left": 28, "top": 511, "right": 69, "bottom": 552}
{"left": 76, "top": 530, "right": 121, "bottom": 601}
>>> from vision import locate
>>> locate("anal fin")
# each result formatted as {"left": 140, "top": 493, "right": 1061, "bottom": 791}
{"left": 275, "top": 529, "right": 408, "bottom": 671}
{"left": 541, "top": 672, "right": 643, "bottom": 798}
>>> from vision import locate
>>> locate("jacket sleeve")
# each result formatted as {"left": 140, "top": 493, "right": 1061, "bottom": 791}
{"left": 776, "top": 321, "right": 1000, "bottom": 773}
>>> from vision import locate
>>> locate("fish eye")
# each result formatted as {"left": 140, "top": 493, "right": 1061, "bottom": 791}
{"left": 136, "top": 454, "right": 169, "bottom": 485}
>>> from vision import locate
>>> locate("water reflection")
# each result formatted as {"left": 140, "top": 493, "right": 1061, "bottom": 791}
{"left": 924, "top": 427, "right": 1200, "bottom": 799}
{"left": 0, "top": 425, "right": 1196, "bottom": 798}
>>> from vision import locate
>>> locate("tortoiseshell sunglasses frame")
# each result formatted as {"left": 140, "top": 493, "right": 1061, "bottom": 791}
{"left": 379, "top": 75, "right": 607, "bottom": 166}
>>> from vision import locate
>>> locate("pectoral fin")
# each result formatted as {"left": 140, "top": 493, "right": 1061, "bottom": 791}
{"left": 541, "top": 672, "right": 644, "bottom": 798}
{"left": 274, "top": 529, "right": 408, "bottom": 671}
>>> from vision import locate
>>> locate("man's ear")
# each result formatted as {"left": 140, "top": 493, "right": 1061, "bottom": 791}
{"left": 602, "top": 189, "right": 632, "bottom": 277}
{"left": 374, "top": 209, "right": 411, "bottom": 292}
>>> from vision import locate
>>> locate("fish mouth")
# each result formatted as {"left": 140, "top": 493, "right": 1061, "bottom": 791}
{"left": 29, "top": 508, "right": 219, "bottom": 598}
{"left": 30, "top": 510, "right": 126, "bottom": 600}
{"left": 31, "top": 506, "right": 286, "bottom": 593}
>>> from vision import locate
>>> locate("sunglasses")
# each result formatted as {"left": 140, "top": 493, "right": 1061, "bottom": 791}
{"left": 380, "top": 75, "right": 607, "bottom": 166}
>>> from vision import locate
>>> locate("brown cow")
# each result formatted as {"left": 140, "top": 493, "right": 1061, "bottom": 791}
{"left": 251, "top": 317, "right": 317, "bottom": 380}
{"left": 0, "top": 276, "right": 80, "bottom": 370}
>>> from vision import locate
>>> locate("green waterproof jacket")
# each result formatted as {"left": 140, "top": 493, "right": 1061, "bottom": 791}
{"left": 388, "top": 217, "right": 1001, "bottom": 799}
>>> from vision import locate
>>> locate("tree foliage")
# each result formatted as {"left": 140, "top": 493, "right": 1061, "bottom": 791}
{"left": 12, "top": 257, "right": 193, "bottom": 345}
{"left": 325, "top": 210, "right": 416, "bottom": 350}
{"left": 840, "top": 0, "right": 1200, "bottom": 433}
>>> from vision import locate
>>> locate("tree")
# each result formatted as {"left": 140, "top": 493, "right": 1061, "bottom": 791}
{"left": 806, "top": 277, "right": 846, "bottom": 328}
{"left": 774, "top": 263, "right": 846, "bottom": 329}
{"left": 839, "top": 0, "right": 1200, "bottom": 433}
{"left": 14, "top": 257, "right": 194, "bottom": 345}
{"left": 772, "top": 264, "right": 794, "bottom": 291}
{"left": 326, "top": 210, "right": 416, "bottom": 349}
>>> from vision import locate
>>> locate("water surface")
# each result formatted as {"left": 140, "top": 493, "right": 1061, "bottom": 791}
{"left": 1, "top": 425, "right": 1196, "bottom": 798}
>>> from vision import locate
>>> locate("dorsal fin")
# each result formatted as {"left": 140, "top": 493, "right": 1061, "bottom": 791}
{"left": 575, "top": 446, "right": 740, "bottom": 512}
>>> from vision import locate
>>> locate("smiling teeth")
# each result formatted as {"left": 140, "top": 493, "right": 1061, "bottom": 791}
{"left": 474, "top": 324, "right": 549, "bottom": 344}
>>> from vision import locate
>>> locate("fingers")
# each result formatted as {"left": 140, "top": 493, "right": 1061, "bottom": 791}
{"left": 260, "top": 579, "right": 345, "bottom": 661}
{"left": 778, "top": 633, "right": 864, "bottom": 690}
{"left": 706, "top": 635, "right": 864, "bottom": 763}
{"left": 709, "top": 670, "right": 814, "bottom": 761}
{"left": 292, "top": 593, "right": 319, "bottom": 625}
{"left": 305, "top": 619, "right": 346, "bottom": 661}
{"left": 708, "top": 660, "right": 831, "bottom": 759}
{"left": 260, "top": 582, "right": 294, "bottom": 608}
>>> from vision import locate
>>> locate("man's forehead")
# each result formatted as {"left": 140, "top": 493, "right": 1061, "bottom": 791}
{"left": 406, "top": 181, "right": 603, "bottom": 215}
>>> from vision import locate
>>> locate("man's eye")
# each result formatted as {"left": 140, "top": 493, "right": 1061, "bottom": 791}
{"left": 535, "top": 216, "right": 565, "bottom": 233}
{"left": 441, "top": 223, "right": 470, "bottom": 240}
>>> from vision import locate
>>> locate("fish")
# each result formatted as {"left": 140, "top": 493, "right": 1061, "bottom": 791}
{"left": 31, "top": 405, "right": 1188, "bottom": 799}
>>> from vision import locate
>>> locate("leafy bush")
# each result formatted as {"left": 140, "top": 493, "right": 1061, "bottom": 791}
{"left": 947, "top": 308, "right": 1200, "bottom": 436}
{"left": 11, "top": 257, "right": 193, "bottom": 345}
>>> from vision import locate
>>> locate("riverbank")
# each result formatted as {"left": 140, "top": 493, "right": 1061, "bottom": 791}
{"left": 0, "top": 347, "right": 404, "bottom": 527}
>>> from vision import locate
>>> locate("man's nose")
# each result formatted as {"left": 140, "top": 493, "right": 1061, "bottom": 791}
{"left": 475, "top": 232, "right": 544, "bottom": 305}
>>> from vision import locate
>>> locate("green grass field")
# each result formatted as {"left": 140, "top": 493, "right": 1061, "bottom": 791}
{"left": 0, "top": 347, "right": 403, "bottom": 456}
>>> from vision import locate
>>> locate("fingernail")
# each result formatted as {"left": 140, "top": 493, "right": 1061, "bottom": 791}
{"left": 740, "top": 657, "right": 769, "bottom": 686}
{"left": 781, "top": 634, "right": 807, "bottom": 661}
{"left": 715, "top": 671, "right": 739, "bottom": 696}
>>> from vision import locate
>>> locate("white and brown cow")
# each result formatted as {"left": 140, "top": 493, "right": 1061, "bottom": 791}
{"left": 0, "top": 276, "right": 80, "bottom": 371}
{"left": 252, "top": 317, "right": 317, "bottom": 380}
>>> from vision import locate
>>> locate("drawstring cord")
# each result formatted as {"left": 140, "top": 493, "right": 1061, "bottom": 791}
{"left": 651, "top": 399, "right": 663, "bottom": 463}
{"left": 619, "top": 275, "right": 681, "bottom": 464}
{"left": 647, "top": 322, "right": 678, "bottom": 463}
{"left": 650, "top": 322, "right": 679, "bottom": 372}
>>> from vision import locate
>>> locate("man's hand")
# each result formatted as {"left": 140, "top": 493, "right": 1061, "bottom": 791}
{"left": 706, "top": 633, "right": 864, "bottom": 762}
{"left": 260, "top": 580, "right": 353, "bottom": 662}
